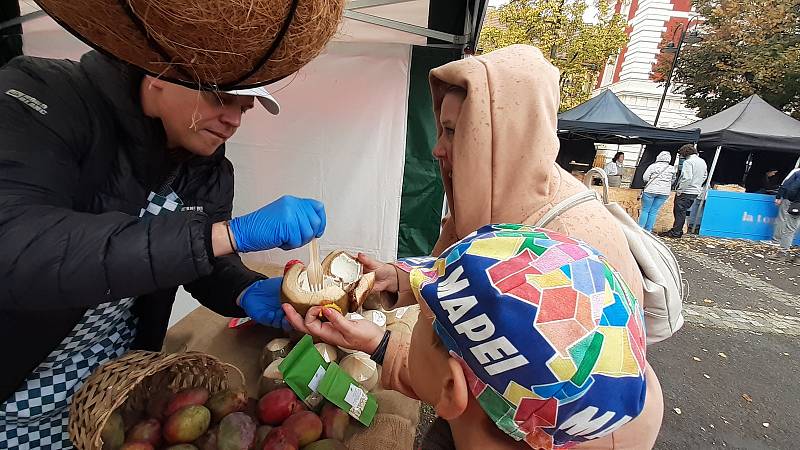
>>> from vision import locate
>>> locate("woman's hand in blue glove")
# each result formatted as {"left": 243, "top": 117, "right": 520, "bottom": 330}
{"left": 229, "top": 195, "right": 326, "bottom": 253}
{"left": 239, "top": 278, "right": 289, "bottom": 330}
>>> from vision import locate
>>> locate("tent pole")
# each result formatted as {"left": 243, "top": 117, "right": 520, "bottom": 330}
{"left": 795, "top": 155, "right": 800, "bottom": 169}
{"left": 635, "top": 144, "right": 645, "bottom": 166}
{"left": 691, "top": 145, "right": 721, "bottom": 234}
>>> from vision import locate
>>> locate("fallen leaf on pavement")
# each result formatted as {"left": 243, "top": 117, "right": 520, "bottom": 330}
{"left": 742, "top": 394, "right": 753, "bottom": 402}
{"left": 674, "top": 408, "right": 682, "bottom": 415}
{"left": 719, "top": 352, "right": 728, "bottom": 359}
{"left": 710, "top": 424, "right": 715, "bottom": 429}
{"left": 763, "top": 422, "right": 769, "bottom": 428}
{"left": 703, "top": 374, "right": 711, "bottom": 379}
{"left": 702, "top": 348, "right": 708, "bottom": 352}
{"left": 754, "top": 253, "right": 764, "bottom": 258}
{"left": 693, "top": 356, "right": 702, "bottom": 361}
{"left": 703, "top": 299, "right": 714, "bottom": 304}
{"left": 784, "top": 353, "right": 790, "bottom": 356}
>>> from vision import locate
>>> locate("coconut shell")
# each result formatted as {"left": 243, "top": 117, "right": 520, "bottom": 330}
{"left": 362, "top": 309, "right": 387, "bottom": 330}
{"left": 260, "top": 338, "right": 292, "bottom": 371}
{"left": 349, "top": 272, "right": 375, "bottom": 312}
{"left": 259, "top": 358, "right": 287, "bottom": 396}
{"left": 281, "top": 263, "right": 349, "bottom": 315}
{"left": 339, "top": 352, "right": 379, "bottom": 392}
{"left": 321, "top": 250, "right": 361, "bottom": 290}
{"left": 314, "top": 343, "right": 339, "bottom": 364}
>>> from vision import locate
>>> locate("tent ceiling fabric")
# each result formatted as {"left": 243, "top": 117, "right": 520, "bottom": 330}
{"left": 9, "top": 0, "right": 488, "bottom": 48}
{"left": 678, "top": 95, "right": 800, "bottom": 154}
{"left": 557, "top": 89, "right": 700, "bottom": 145}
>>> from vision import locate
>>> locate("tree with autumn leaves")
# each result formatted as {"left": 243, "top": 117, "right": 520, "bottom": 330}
{"left": 479, "top": 0, "right": 628, "bottom": 111}
{"left": 652, "top": 0, "right": 800, "bottom": 119}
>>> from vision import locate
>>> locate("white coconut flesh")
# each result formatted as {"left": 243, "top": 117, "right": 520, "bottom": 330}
{"left": 297, "top": 270, "right": 342, "bottom": 293}
{"left": 296, "top": 253, "right": 363, "bottom": 293}
{"left": 329, "top": 253, "right": 362, "bottom": 288}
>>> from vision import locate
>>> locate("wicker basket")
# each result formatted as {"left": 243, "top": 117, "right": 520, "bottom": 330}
{"left": 68, "top": 350, "right": 244, "bottom": 450}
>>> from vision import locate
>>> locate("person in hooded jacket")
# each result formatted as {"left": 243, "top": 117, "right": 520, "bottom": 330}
{"left": 0, "top": 51, "right": 326, "bottom": 444}
{"left": 638, "top": 151, "right": 677, "bottom": 232}
{"left": 285, "top": 45, "right": 664, "bottom": 450}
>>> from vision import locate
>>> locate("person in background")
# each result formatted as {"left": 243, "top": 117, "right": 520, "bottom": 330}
{"left": 659, "top": 144, "right": 707, "bottom": 238}
{"left": 604, "top": 152, "right": 624, "bottom": 187}
{"left": 759, "top": 169, "right": 781, "bottom": 195}
{"left": 771, "top": 168, "right": 800, "bottom": 262}
{"left": 638, "top": 151, "right": 676, "bottom": 232}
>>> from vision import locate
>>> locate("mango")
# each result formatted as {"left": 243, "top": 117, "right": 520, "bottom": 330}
{"left": 319, "top": 403, "right": 349, "bottom": 441}
{"left": 165, "top": 387, "right": 210, "bottom": 417}
{"left": 126, "top": 419, "right": 161, "bottom": 447}
{"left": 257, "top": 388, "right": 305, "bottom": 425}
{"left": 206, "top": 388, "right": 249, "bottom": 423}
{"left": 165, "top": 445, "right": 199, "bottom": 450}
{"left": 119, "top": 443, "right": 154, "bottom": 450}
{"left": 101, "top": 411, "right": 125, "bottom": 450}
{"left": 194, "top": 428, "right": 218, "bottom": 450}
{"left": 301, "top": 439, "right": 347, "bottom": 450}
{"left": 282, "top": 411, "right": 322, "bottom": 447}
{"left": 163, "top": 405, "right": 212, "bottom": 444}
{"left": 261, "top": 427, "right": 298, "bottom": 450}
{"left": 217, "top": 412, "right": 256, "bottom": 450}
{"left": 255, "top": 425, "right": 274, "bottom": 450}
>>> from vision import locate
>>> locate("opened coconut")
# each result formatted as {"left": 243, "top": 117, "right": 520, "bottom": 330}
{"left": 281, "top": 251, "right": 375, "bottom": 315}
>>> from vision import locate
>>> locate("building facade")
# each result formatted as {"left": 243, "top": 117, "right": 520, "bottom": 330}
{"left": 594, "top": 0, "right": 700, "bottom": 169}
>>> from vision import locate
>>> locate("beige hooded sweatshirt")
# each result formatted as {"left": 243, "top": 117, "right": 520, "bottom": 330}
{"left": 381, "top": 45, "right": 663, "bottom": 449}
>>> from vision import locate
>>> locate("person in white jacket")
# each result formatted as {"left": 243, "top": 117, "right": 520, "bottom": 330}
{"left": 660, "top": 144, "right": 708, "bottom": 238}
{"left": 639, "top": 151, "right": 677, "bottom": 231}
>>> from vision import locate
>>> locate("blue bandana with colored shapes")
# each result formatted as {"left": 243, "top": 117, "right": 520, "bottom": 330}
{"left": 396, "top": 224, "right": 647, "bottom": 449}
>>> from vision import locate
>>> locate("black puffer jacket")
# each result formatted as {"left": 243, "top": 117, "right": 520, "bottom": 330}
{"left": 0, "top": 52, "right": 263, "bottom": 401}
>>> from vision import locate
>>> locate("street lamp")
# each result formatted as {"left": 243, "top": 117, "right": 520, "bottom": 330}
{"left": 652, "top": 17, "right": 703, "bottom": 127}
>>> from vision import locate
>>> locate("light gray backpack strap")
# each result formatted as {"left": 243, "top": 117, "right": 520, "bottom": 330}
{"left": 535, "top": 190, "right": 600, "bottom": 228}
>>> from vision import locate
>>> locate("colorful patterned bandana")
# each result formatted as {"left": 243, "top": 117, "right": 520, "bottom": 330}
{"left": 396, "top": 224, "right": 647, "bottom": 449}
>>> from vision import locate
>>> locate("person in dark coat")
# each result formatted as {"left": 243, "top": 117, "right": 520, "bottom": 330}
{"left": 0, "top": 51, "right": 325, "bottom": 444}
{"left": 771, "top": 168, "right": 800, "bottom": 262}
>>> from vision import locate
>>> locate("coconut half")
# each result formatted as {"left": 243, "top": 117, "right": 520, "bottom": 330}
{"left": 281, "top": 251, "right": 375, "bottom": 315}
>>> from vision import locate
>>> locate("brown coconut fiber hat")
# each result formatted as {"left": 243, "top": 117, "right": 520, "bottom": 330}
{"left": 34, "top": 0, "right": 345, "bottom": 89}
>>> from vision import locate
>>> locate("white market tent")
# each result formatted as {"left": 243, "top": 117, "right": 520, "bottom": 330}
{"left": 5, "top": 0, "right": 488, "bottom": 324}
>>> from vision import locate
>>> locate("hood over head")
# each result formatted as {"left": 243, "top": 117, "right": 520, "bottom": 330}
{"left": 429, "top": 45, "right": 561, "bottom": 254}
{"left": 656, "top": 151, "right": 672, "bottom": 163}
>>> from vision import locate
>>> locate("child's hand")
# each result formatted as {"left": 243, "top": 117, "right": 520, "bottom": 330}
{"left": 357, "top": 253, "right": 399, "bottom": 293}
{"left": 282, "top": 304, "right": 384, "bottom": 354}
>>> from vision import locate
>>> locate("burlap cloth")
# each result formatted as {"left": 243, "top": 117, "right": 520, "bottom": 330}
{"left": 163, "top": 263, "right": 420, "bottom": 449}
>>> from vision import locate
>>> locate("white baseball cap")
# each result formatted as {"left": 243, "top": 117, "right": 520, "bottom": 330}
{"left": 226, "top": 86, "right": 280, "bottom": 115}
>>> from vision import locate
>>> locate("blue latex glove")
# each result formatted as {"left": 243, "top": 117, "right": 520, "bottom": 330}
{"left": 229, "top": 195, "right": 326, "bottom": 253}
{"left": 239, "top": 278, "right": 290, "bottom": 330}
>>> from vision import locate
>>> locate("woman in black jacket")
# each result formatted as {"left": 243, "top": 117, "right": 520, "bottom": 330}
{"left": 0, "top": 51, "right": 325, "bottom": 445}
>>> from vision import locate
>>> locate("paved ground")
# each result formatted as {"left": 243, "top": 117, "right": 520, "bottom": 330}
{"left": 652, "top": 235, "right": 799, "bottom": 450}
{"left": 415, "top": 235, "right": 800, "bottom": 449}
